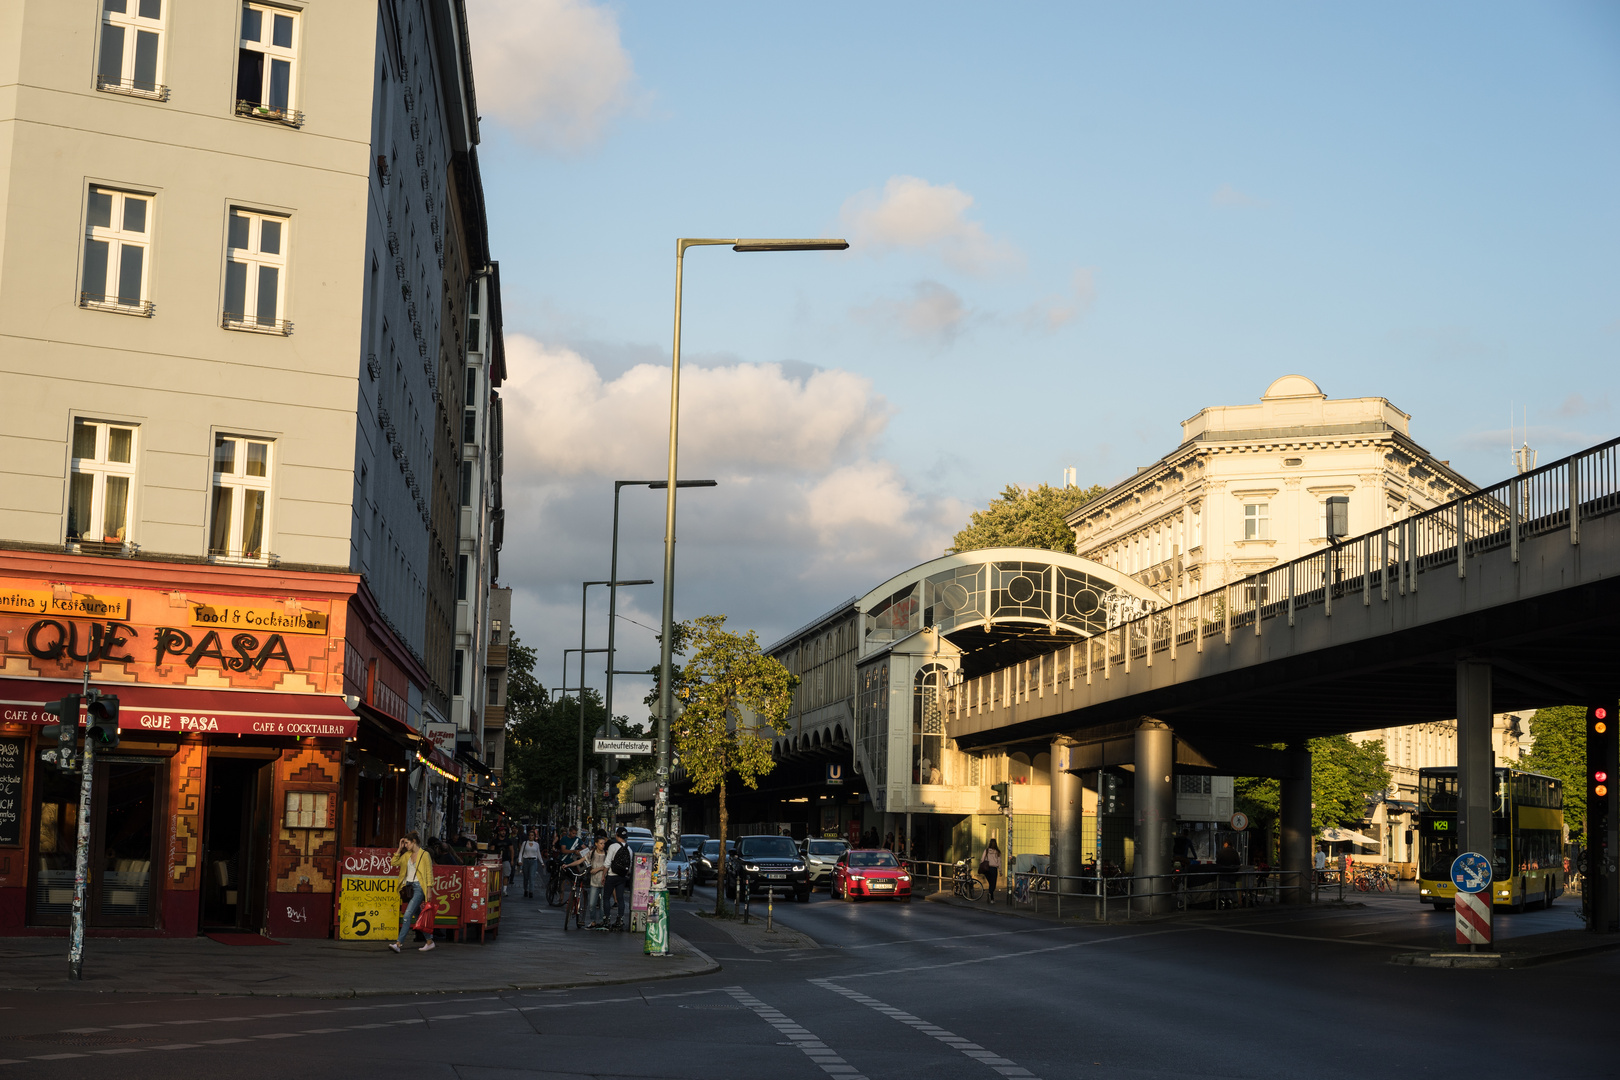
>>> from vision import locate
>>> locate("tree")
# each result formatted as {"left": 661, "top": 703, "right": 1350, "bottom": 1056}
{"left": 667, "top": 614, "right": 798, "bottom": 915}
{"left": 1231, "top": 736, "right": 1391, "bottom": 855}
{"left": 501, "top": 634, "right": 612, "bottom": 819}
{"left": 1525, "top": 705, "right": 1588, "bottom": 831}
{"left": 952, "top": 482, "right": 1107, "bottom": 555}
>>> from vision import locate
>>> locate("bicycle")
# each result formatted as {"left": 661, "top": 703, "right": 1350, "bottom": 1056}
{"left": 952, "top": 859, "right": 985, "bottom": 901}
{"left": 561, "top": 868, "right": 587, "bottom": 931}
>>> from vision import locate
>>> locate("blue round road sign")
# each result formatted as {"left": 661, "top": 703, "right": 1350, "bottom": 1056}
{"left": 1450, "top": 852, "right": 1492, "bottom": 894}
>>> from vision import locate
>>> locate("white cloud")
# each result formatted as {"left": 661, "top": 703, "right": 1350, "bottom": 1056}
{"left": 852, "top": 280, "right": 970, "bottom": 344}
{"left": 495, "top": 335, "right": 966, "bottom": 704}
{"left": 466, "top": 0, "right": 636, "bottom": 152}
{"left": 1020, "top": 267, "right": 1097, "bottom": 332}
{"left": 1211, "top": 183, "right": 1266, "bottom": 208}
{"left": 840, "top": 176, "right": 1020, "bottom": 273}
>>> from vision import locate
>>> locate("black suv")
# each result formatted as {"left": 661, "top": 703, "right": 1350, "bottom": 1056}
{"left": 693, "top": 839, "right": 733, "bottom": 885}
{"left": 726, "top": 835, "right": 810, "bottom": 902}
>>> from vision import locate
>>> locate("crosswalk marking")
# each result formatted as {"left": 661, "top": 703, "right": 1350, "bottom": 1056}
{"left": 812, "top": 979, "right": 1039, "bottom": 1079}
{"left": 722, "top": 986, "right": 869, "bottom": 1080}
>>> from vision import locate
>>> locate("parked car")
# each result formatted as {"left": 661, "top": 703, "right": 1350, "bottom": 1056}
{"left": 833, "top": 848, "right": 912, "bottom": 902}
{"left": 693, "top": 839, "right": 734, "bottom": 885}
{"left": 726, "top": 835, "right": 810, "bottom": 902}
{"left": 803, "top": 838, "right": 849, "bottom": 888}
{"left": 626, "top": 838, "right": 692, "bottom": 896}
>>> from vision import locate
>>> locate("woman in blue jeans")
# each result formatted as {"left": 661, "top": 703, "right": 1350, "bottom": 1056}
{"left": 389, "top": 833, "right": 436, "bottom": 953}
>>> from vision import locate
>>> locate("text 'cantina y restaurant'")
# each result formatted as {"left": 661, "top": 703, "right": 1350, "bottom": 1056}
{"left": 0, "top": 551, "right": 466, "bottom": 938}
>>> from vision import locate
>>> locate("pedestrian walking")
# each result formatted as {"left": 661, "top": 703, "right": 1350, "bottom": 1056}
{"left": 498, "top": 829, "right": 516, "bottom": 895}
{"left": 605, "top": 828, "right": 633, "bottom": 929}
{"left": 584, "top": 834, "right": 611, "bottom": 928}
{"left": 519, "top": 828, "right": 543, "bottom": 898}
{"left": 980, "top": 838, "right": 1002, "bottom": 902}
{"left": 389, "top": 833, "right": 436, "bottom": 953}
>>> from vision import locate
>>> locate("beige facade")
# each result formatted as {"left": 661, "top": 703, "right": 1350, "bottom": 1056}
{"left": 1068, "top": 375, "right": 1476, "bottom": 600}
{"left": 0, "top": 0, "right": 505, "bottom": 757}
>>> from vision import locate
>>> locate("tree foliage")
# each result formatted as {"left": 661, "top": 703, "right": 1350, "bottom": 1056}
{"left": 501, "top": 634, "right": 611, "bottom": 818}
{"left": 1232, "top": 736, "right": 1392, "bottom": 857}
{"left": 952, "top": 483, "right": 1107, "bottom": 555}
{"left": 1525, "top": 705, "right": 1588, "bottom": 830}
{"left": 667, "top": 614, "right": 798, "bottom": 914}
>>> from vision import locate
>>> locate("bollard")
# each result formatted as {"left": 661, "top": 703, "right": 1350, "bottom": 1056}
{"left": 766, "top": 887, "right": 775, "bottom": 933}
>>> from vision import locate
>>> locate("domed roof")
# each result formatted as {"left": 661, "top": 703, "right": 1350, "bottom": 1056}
{"left": 1262, "top": 374, "right": 1325, "bottom": 400}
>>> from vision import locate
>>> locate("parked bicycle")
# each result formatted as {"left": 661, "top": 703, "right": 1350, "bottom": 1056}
{"left": 560, "top": 866, "right": 587, "bottom": 930}
{"left": 953, "top": 859, "right": 985, "bottom": 901}
{"left": 1353, "top": 864, "right": 1392, "bottom": 893}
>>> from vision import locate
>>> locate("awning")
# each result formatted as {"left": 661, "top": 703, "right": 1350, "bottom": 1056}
{"left": 1320, "top": 827, "right": 1382, "bottom": 847}
{"left": 0, "top": 677, "right": 357, "bottom": 738}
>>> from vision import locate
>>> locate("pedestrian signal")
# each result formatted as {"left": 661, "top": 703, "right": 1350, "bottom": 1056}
{"left": 991, "top": 782, "right": 1010, "bottom": 810}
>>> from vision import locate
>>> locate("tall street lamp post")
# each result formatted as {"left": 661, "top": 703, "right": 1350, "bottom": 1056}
{"left": 653, "top": 238, "right": 848, "bottom": 863}
{"left": 605, "top": 480, "right": 715, "bottom": 746}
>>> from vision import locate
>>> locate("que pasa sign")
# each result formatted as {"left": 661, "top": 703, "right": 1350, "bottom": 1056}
{"left": 0, "top": 582, "right": 335, "bottom": 688}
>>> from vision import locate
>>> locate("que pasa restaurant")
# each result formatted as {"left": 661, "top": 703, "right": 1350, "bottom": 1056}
{"left": 0, "top": 559, "right": 436, "bottom": 939}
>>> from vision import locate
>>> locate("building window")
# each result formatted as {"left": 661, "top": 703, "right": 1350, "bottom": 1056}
{"left": 467, "top": 286, "right": 482, "bottom": 352}
{"left": 456, "top": 554, "right": 468, "bottom": 602}
{"left": 487, "top": 674, "right": 500, "bottom": 705}
{"left": 223, "top": 208, "right": 290, "bottom": 333}
{"left": 462, "top": 407, "right": 477, "bottom": 445}
{"left": 97, "top": 0, "right": 168, "bottom": 98}
{"left": 1243, "top": 502, "right": 1270, "bottom": 541}
{"left": 453, "top": 649, "right": 465, "bottom": 697}
{"left": 81, "top": 187, "right": 153, "bottom": 316}
{"left": 912, "top": 663, "right": 947, "bottom": 786}
{"left": 209, "top": 434, "right": 272, "bottom": 561}
{"left": 236, "top": 3, "right": 302, "bottom": 124}
{"left": 67, "top": 420, "right": 138, "bottom": 546}
{"left": 459, "top": 460, "right": 473, "bottom": 507}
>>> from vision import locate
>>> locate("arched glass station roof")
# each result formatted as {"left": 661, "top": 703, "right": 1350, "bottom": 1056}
{"left": 857, "top": 547, "right": 1163, "bottom": 678}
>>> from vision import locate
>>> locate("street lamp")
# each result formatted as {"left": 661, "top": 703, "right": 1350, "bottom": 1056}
{"left": 576, "top": 578, "right": 652, "bottom": 822}
{"left": 653, "top": 237, "right": 848, "bottom": 857}
{"left": 605, "top": 480, "right": 716, "bottom": 746}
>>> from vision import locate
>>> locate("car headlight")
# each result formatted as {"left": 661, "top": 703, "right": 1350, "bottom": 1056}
{"left": 744, "top": 864, "right": 759, "bottom": 873}
{"left": 793, "top": 863, "right": 805, "bottom": 872}
{"left": 898, "top": 874, "right": 910, "bottom": 882}
{"left": 848, "top": 872, "right": 863, "bottom": 880}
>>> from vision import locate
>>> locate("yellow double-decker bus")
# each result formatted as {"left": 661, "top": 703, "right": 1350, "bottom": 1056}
{"left": 1417, "top": 766, "right": 1565, "bottom": 910}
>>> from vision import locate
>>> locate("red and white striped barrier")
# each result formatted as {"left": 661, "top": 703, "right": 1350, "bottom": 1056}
{"left": 1455, "top": 890, "right": 1492, "bottom": 945}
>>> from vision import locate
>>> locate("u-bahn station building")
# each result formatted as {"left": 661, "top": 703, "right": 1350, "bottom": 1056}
{"left": 678, "top": 376, "right": 1508, "bottom": 880}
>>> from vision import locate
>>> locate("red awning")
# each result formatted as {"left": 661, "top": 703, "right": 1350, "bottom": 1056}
{"left": 0, "top": 678, "right": 357, "bottom": 738}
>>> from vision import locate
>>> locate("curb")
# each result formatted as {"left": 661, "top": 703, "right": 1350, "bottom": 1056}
{"left": 1390, "top": 938, "right": 1620, "bottom": 970}
{"left": 0, "top": 932, "right": 721, "bottom": 998}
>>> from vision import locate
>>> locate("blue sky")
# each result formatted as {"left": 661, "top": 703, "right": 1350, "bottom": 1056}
{"left": 466, "top": 1, "right": 1620, "bottom": 707}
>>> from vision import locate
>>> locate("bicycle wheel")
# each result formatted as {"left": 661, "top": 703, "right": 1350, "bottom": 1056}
{"left": 966, "top": 878, "right": 985, "bottom": 902}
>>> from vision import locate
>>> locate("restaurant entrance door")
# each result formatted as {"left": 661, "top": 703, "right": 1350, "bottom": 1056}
{"left": 200, "top": 756, "right": 274, "bottom": 932}
{"left": 28, "top": 756, "right": 165, "bottom": 928}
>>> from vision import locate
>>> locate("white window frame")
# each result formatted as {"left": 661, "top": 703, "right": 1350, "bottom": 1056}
{"left": 1243, "top": 502, "right": 1270, "bottom": 541}
{"left": 67, "top": 419, "right": 139, "bottom": 547}
{"left": 97, "top": 0, "right": 168, "bottom": 99}
{"left": 81, "top": 186, "right": 154, "bottom": 316}
{"left": 236, "top": 3, "right": 302, "bottom": 124}
{"left": 209, "top": 434, "right": 274, "bottom": 562}
{"left": 222, "top": 207, "right": 291, "bottom": 334}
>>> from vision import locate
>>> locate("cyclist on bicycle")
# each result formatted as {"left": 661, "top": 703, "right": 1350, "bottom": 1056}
{"left": 558, "top": 841, "right": 590, "bottom": 912}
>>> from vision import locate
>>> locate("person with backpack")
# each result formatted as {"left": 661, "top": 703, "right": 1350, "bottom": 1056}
{"left": 605, "top": 827, "right": 633, "bottom": 930}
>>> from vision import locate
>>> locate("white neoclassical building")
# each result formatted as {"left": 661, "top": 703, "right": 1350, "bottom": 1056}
{"left": 1068, "top": 375, "right": 1476, "bottom": 601}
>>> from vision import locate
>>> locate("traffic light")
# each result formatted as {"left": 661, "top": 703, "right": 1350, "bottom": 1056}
{"left": 1588, "top": 703, "right": 1619, "bottom": 933}
{"left": 40, "top": 695, "right": 81, "bottom": 770}
{"left": 991, "top": 782, "right": 1010, "bottom": 810}
{"left": 85, "top": 693, "right": 120, "bottom": 749}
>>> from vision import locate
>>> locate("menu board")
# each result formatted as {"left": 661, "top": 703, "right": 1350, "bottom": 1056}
{"left": 0, "top": 737, "right": 24, "bottom": 846}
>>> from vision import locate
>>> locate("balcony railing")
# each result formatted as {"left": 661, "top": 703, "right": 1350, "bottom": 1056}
{"left": 222, "top": 312, "right": 293, "bottom": 335}
{"left": 80, "top": 292, "right": 155, "bottom": 317}
{"left": 235, "top": 100, "right": 304, "bottom": 127}
{"left": 96, "top": 74, "right": 169, "bottom": 100}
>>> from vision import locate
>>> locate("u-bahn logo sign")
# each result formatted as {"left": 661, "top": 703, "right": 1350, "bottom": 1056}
{"left": 827, "top": 763, "right": 844, "bottom": 785}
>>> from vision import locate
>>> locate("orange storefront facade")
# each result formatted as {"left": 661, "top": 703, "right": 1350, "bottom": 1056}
{"left": 0, "top": 549, "right": 448, "bottom": 939}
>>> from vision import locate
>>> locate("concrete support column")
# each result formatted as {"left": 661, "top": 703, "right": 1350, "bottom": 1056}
{"left": 1457, "top": 661, "right": 1495, "bottom": 884}
{"left": 1279, "top": 745, "right": 1313, "bottom": 903}
{"left": 1050, "top": 740, "right": 1082, "bottom": 893}
{"left": 1133, "top": 720, "right": 1174, "bottom": 914}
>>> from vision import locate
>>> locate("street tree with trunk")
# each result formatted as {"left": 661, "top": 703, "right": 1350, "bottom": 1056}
{"left": 1234, "top": 736, "right": 1391, "bottom": 860}
{"left": 665, "top": 614, "right": 797, "bottom": 915}
{"left": 952, "top": 482, "right": 1107, "bottom": 555}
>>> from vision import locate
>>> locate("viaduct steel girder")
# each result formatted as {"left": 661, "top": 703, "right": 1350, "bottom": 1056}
{"left": 948, "top": 438, "right": 1620, "bottom": 751}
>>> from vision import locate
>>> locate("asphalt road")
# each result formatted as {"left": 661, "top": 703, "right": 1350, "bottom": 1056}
{"left": 2, "top": 883, "right": 1616, "bottom": 1079}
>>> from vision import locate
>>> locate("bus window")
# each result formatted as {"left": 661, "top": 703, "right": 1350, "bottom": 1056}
{"left": 1419, "top": 833, "right": 1456, "bottom": 882}
{"left": 1419, "top": 773, "right": 1457, "bottom": 813}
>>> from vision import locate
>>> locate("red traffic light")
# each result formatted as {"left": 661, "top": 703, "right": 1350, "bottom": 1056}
{"left": 1597, "top": 771, "right": 1610, "bottom": 784}
{"left": 1598, "top": 707, "right": 1609, "bottom": 720}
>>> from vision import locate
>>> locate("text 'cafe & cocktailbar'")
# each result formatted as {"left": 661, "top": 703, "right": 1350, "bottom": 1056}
{"left": 0, "top": 549, "right": 446, "bottom": 939}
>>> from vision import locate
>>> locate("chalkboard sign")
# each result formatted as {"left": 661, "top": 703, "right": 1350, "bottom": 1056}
{"left": 0, "top": 737, "right": 24, "bottom": 846}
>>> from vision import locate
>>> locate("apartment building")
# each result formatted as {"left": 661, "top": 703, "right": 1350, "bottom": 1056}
{"left": 0, "top": 0, "right": 504, "bottom": 938}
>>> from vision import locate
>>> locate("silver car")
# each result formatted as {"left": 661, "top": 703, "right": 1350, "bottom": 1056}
{"left": 629, "top": 838, "right": 692, "bottom": 897}
{"left": 804, "top": 838, "right": 849, "bottom": 888}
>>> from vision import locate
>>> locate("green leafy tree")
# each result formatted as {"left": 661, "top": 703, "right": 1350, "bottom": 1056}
{"left": 501, "top": 634, "right": 612, "bottom": 819}
{"left": 1524, "top": 705, "right": 1588, "bottom": 831}
{"left": 666, "top": 615, "right": 798, "bottom": 915}
{"left": 952, "top": 482, "right": 1107, "bottom": 555}
{"left": 1232, "top": 736, "right": 1391, "bottom": 855}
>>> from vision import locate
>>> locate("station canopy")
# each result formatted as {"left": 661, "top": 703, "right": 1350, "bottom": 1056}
{"left": 856, "top": 546, "right": 1164, "bottom": 679}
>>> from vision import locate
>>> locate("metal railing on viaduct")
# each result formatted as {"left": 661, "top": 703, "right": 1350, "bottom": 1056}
{"left": 947, "top": 436, "right": 1620, "bottom": 749}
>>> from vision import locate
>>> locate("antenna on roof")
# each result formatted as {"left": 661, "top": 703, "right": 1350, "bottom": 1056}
{"left": 1062, "top": 466, "right": 1076, "bottom": 489}
{"left": 1513, "top": 404, "right": 1536, "bottom": 475}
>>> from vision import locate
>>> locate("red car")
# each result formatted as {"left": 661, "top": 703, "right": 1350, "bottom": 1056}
{"left": 832, "top": 849, "right": 913, "bottom": 901}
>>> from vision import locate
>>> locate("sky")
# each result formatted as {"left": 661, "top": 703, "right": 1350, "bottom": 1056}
{"left": 464, "top": 0, "right": 1620, "bottom": 719}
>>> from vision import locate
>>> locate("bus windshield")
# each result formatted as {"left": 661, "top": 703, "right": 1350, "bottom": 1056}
{"left": 1419, "top": 772, "right": 1457, "bottom": 813}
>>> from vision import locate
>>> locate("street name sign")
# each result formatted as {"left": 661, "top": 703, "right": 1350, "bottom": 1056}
{"left": 594, "top": 737, "right": 652, "bottom": 755}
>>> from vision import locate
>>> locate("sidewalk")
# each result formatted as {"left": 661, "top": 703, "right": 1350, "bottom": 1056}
{"left": 0, "top": 888, "right": 717, "bottom": 997}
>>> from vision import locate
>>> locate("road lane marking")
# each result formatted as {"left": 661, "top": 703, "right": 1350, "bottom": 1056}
{"left": 831, "top": 927, "right": 1189, "bottom": 979}
{"left": 834, "top": 925, "right": 1087, "bottom": 951}
{"left": 1190, "top": 925, "right": 1426, "bottom": 951}
{"left": 722, "top": 986, "right": 868, "bottom": 1080}
{"left": 812, "top": 981, "right": 1037, "bottom": 1079}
